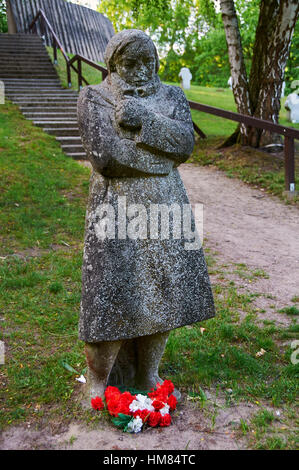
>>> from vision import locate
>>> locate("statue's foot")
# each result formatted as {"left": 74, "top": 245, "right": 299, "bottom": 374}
{"left": 80, "top": 380, "right": 106, "bottom": 410}
{"left": 171, "top": 387, "right": 181, "bottom": 401}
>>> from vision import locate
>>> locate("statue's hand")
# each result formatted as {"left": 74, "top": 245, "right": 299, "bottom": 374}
{"left": 115, "top": 98, "right": 146, "bottom": 130}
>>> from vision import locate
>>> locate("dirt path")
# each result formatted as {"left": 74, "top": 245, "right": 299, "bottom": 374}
{"left": 1, "top": 163, "right": 298, "bottom": 450}
{"left": 180, "top": 164, "right": 299, "bottom": 326}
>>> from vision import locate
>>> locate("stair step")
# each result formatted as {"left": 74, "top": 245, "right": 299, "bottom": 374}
{"left": 17, "top": 104, "right": 77, "bottom": 110}
{"left": 5, "top": 90, "right": 67, "bottom": 95}
{"left": 21, "top": 107, "right": 77, "bottom": 114}
{"left": 34, "top": 121, "right": 78, "bottom": 128}
{"left": 56, "top": 136, "right": 82, "bottom": 145}
{"left": 0, "top": 74, "right": 58, "bottom": 78}
{"left": 20, "top": 107, "right": 77, "bottom": 113}
{"left": 0, "top": 41, "right": 44, "bottom": 45}
{"left": 2, "top": 64, "right": 54, "bottom": 69}
{"left": 7, "top": 92, "right": 77, "bottom": 97}
{"left": 4, "top": 81, "right": 62, "bottom": 92}
{"left": 24, "top": 112, "right": 77, "bottom": 118}
{"left": 11, "top": 98, "right": 78, "bottom": 104}
{"left": 61, "top": 144, "right": 84, "bottom": 152}
{"left": 0, "top": 47, "right": 48, "bottom": 51}
{"left": 5, "top": 82, "right": 63, "bottom": 89}
{"left": 8, "top": 93, "right": 78, "bottom": 98}
{"left": 1, "top": 78, "right": 60, "bottom": 82}
{"left": 2, "top": 69, "right": 57, "bottom": 74}
{"left": 1, "top": 79, "right": 60, "bottom": 83}
{"left": 0, "top": 59, "right": 52, "bottom": 63}
{"left": 28, "top": 116, "right": 78, "bottom": 121}
{"left": 0, "top": 55, "right": 51, "bottom": 61}
{"left": 0, "top": 33, "right": 84, "bottom": 162}
{"left": 44, "top": 128, "right": 79, "bottom": 136}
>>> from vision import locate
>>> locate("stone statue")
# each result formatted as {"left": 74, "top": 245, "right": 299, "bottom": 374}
{"left": 285, "top": 92, "right": 299, "bottom": 123}
{"left": 179, "top": 67, "right": 192, "bottom": 90}
{"left": 77, "top": 30, "right": 215, "bottom": 402}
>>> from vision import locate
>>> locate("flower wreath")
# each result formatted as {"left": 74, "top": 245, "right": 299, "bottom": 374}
{"left": 91, "top": 380, "right": 177, "bottom": 433}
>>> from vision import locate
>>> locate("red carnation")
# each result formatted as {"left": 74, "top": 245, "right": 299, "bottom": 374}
{"left": 106, "top": 395, "right": 121, "bottom": 416}
{"left": 107, "top": 391, "right": 135, "bottom": 417}
{"left": 160, "top": 414, "right": 171, "bottom": 427}
{"left": 152, "top": 400, "right": 164, "bottom": 411}
{"left": 162, "top": 380, "right": 175, "bottom": 395}
{"left": 105, "top": 386, "right": 121, "bottom": 400}
{"left": 148, "top": 411, "right": 162, "bottom": 427}
{"left": 91, "top": 396, "right": 104, "bottom": 411}
{"left": 134, "top": 409, "right": 151, "bottom": 422}
{"left": 167, "top": 394, "right": 177, "bottom": 411}
{"left": 149, "top": 383, "right": 168, "bottom": 402}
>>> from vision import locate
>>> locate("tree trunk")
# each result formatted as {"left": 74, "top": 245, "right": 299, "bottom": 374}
{"left": 220, "top": 0, "right": 299, "bottom": 148}
{"left": 219, "top": 0, "right": 252, "bottom": 145}
{"left": 248, "top": 0, "right": 299, "bottom": 147}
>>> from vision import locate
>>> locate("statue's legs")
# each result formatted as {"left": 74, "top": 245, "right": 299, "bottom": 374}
{"left": 134, "top": 331, "right": 169, "bottom": 390}
{"left": 84, "top": 340, "right": 122, "bottom": 399}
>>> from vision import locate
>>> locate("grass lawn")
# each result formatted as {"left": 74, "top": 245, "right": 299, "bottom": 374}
{"left": 0, "top": 100, "right": 298, "bottom": 449}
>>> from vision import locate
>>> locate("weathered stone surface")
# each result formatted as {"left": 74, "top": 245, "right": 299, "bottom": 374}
{"left": 77, "top": 30, "right": 215, "bottom": 395}
{"left": 78, "top": 29, "right": 215, "bottom": 342}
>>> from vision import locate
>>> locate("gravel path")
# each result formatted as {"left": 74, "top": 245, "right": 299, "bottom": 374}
{"left": 180, "top": 164, "right": 299, "bottom": 325}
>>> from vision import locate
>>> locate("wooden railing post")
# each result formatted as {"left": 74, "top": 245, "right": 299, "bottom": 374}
{"left": 67, "top": 63, "right": 72, "bottom": 88}
{"left": 284, "top": 136, "right": 296, "bottom": 192}
{"left": 78, "top": 58, "right": 83, "bottom": 90}
{"left": 53, "top": 37, "right": 57, "bottom": 65}
{"left": 40, "top": 15, "right": 45, "bottom": 41}
{"left": 102, "top": 69, "right": 108, "bottom": 81}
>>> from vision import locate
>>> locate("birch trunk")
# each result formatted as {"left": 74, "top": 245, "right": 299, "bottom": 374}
{"left": 248, "top": 0, "right": 299, "bottom": 147}
{"left": 219, "top": 0, "right": 251, "bottom": 144}
{"left": 220, "top": 0, "right": 299, "bottom": 148}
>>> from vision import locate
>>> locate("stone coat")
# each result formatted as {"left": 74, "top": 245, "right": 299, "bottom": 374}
{"left": 77, "top": 74, "right": 215, "bottom": 342}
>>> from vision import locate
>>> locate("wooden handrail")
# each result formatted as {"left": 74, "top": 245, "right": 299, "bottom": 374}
{"left": 29, "top": 9, "right": 96, "bottom": 88}
{"left": 189, "top": 101, "right": 299, "bottom": 140}
{"left": 68, "top": 54, "right": 108, "bottom": 89}
{"left": 189, "top": 100, "right": 298, "bottom": 192}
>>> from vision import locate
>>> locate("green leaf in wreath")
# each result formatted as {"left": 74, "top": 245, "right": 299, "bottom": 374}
{"left": 112, "top": 413, "right": 133, "bottom": 430}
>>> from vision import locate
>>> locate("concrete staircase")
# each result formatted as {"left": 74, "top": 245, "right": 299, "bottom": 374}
{"left": 0, "top": 33, "right": 86, "bottom": 160}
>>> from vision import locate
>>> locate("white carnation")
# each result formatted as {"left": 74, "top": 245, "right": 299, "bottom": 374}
{"left": 129, "top": 394, "right": 155, "bottom": 413}
{"left": 160, "top": 404, "right": 170, "bottom": 416}
{"left": 127, "top": 416, "right": 143, "bottom": 433}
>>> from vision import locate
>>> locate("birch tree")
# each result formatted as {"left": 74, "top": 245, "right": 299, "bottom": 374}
{"left": 220, "top": 0, "right": 299, "bottom": 147}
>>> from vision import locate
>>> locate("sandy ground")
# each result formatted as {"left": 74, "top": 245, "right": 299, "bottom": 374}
{"left": 1, "top": 163, "right": 298, "bottom": 450}
{"left": 181, "top": 164, "right": 299, "bottom": 326}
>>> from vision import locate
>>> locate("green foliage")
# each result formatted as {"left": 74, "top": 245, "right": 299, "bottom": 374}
{"left": 285, "top": 20, "right": 299, "bottom": 95}
{"left": 0, "top": 0, "right": 8, "bottom": 33}
{"left": 279, "top": 306, "right": 299, "bottom": 316}
{"left": 191, "top": 28, "right": 231, "bottom": 87}
{"left": 111, "top": 413, "right": 133, "bottom": 431}
{"left": 98, "top": 0, "right": 298, "bottom": 90}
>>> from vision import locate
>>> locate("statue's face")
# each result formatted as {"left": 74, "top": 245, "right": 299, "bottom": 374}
{"left": 114, "top": 41, "right": 156, "bottom": 86}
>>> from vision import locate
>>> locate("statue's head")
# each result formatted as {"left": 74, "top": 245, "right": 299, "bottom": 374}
{"left": 104, "top": 29, "right": 159, "bottom": 86}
